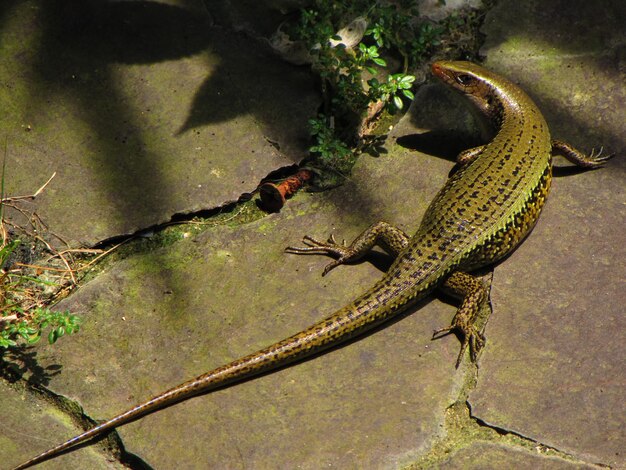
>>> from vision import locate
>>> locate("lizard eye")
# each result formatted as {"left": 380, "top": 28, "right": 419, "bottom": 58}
{"left": 455, "top": 74, "right": 474, "bottom": 86}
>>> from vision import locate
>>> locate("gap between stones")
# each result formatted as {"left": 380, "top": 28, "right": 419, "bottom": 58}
{"left": 469, "top": 407, "right": 610, "bottom": 468}
{"left": 1, "top": 375, "right": 135, "bottom": 467}
{"left": 405, "top": 316, "right": 610, "bottom": 469}
{"left": 92, "top": 163, "right": 299, "bottom": 252}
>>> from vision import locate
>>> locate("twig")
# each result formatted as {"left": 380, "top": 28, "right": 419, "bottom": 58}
{"left": 182, "top": 206, "right": 246, "bottom": 226}
{"left": 34, "top": 234, "right": 77, "bottom": 285}
{"left": 78, "top": 238, "right": 130, "bottom": 270}
{"left": 57, "top": 248, "right": 103, "bottom": 256}
{"left": 0, "top": 314, "right": 18, "bottom": 323}
{"left": 1, "top": 172, "right": 56, "bottom": 202}
{"left": 14, "top": 262, "right": 73, "bottom": 273}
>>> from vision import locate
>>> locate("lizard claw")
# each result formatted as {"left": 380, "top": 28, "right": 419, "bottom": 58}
{"left": 322, "top": 259, "right": 342, "bottom": 276}
{"left": 591, "top": 147, "right": 614, "bottom": 163}
{"left": 285, "top": 234, "right": 348, "bottom": 255}
{"left": 584, "top": 146, "right": 615, "bottom": 168}
{"left": 432, "top": 324, "right": 485, "bottom": 368}
{"left": 285, "top": 233, "right": 355, "bottom": 276}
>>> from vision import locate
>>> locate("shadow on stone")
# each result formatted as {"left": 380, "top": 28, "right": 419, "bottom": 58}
{"left": 396, "top": 130, "right": 479, "bottom": 163}
{"left": 0, "top": 345, "right": 63, "bottom": 386}
{"left": 41, "top": 1, "right": 212, "bottom": 65}
{"left": 4, "top": 0, "right": 319, "bottom": 246}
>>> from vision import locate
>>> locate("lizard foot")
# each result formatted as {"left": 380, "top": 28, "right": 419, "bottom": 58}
{"left": 432, "top": 322, "right": 485, "bottom": 368}
{"left": 551, "top": 140, "right": 615, "bottom": 168}
{"left": 585, "top": 147, "right": 615, "bottom": 167}
{"left": 285, "top": 235, "right": 355, "bottom": 276}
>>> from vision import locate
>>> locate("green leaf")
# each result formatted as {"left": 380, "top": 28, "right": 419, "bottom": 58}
{"left": 48, "top": 329, "right": 57, "bottom": 344}
{"left": 372, "top": 57, "right": 386, "bottom": 66}
{"left": 402, "top": 89, "right": 415, "bottom": 100}
{"left": 1, "top": 337, "right": 17, "bottom": 347}
{"left": 393, "top": 96, "right": 404, "bottom": 109}
{"left": 27, "top": 334, "right": 41, "bottom": 344}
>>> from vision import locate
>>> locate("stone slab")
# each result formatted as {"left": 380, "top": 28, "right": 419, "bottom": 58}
{"left": 468, "top": 1, "right": 626, "bottom": 468}
{"left": 9, "top": 139, "right": 470, "bottom": 468}
{"left": 0, "top": 0, "right": 318, "bottom": 247}
{"left": 439, "top": 442, "right": 596, "bottom": 470}
{"left": 5, "top": 1, "right": 625, "bottom": 467}
{"left": 0, "top": 380, "right": 119, "bottom": 469}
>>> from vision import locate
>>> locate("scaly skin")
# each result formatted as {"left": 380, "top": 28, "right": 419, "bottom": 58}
{"left": 13, "top": 61, "right": 610, "bottom": 469}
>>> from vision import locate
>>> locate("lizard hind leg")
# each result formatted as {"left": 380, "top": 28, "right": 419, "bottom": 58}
{"left": 285, "top": 221, "right": 409, "bottom": 276}
{"left": 432, "top": 271, "right": 489, "bottom": 368}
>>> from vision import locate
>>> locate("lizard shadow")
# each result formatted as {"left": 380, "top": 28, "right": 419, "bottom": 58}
{"left": 397, "top": 131, "right": 606, "bottom": 178}
{"left": 396, "top": 130, "right": 478, "bottom": 178}
{"left": 396, "top": 130, "right": 481, "bottom": 163}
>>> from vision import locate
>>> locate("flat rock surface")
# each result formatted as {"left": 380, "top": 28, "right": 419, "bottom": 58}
{"left": 2, "top": 1, "right": 624, "bottom": 469}
{"left": 0, "top": 380, "right": 119, "bottom": 469}
{"left": 12, "top": 147, "right": 466, "bottom": 469}
{"left": 439, "top": 442, "right": 596, "bottom": 469}
{"left": 0, "top": 0, "right": 318, "bottom": 246}
{"left": 469, "top": 0, "right": 626, "bottom": 468}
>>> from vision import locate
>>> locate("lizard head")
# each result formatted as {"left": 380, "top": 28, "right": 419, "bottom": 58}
{"left": 431, "top": 61, "right": 507, "bottom": 125}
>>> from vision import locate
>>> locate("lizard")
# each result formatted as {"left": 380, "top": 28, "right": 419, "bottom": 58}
{"left": 12, "top": 61, "right": 611, "bottom": 469}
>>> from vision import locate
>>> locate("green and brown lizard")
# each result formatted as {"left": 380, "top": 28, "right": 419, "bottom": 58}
{"left": 12, "top": 61, "right": 611, "bottom": 469}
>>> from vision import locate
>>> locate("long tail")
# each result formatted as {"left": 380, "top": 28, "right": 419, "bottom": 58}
{"left": 13, "top": 283, "right": 420, "bottom": 469}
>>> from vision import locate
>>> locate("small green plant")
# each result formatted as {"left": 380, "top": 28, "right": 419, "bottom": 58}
{"left": 0, "top": 246, "right": 82, "bottom": 349}
{"left": 287, "top": 0, "right": 442, "bottom": 184}
{"left": 369, "top": 11, "right": 443, "bottom": 69}
{"left": 0, "top": 307, "right": 80, "bottom": 348}
{"left": 368, "top": 73, "right": 416, "bottom": 110}
{"left": 308, "top": 115, "right": 354, "bottom": 174}
{"left": 0, "top": 238, "right": 81, "bottom": 349}
{"left": 0, "top": 146, "right": 81, "bottom": 351}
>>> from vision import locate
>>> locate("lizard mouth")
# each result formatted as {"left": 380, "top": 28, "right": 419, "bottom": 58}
{"left": 431, "top": 62, "right": 443, "bottom": 75}
{"left": 431, "top": 61, "right": 452, "bottom": 83}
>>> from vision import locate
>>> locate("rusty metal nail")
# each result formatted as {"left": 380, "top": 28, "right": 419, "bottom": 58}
{"left": 259, "top": 169, "right": 312, "bottom": 212}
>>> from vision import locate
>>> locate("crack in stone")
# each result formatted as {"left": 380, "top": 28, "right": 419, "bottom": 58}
{"left": 467, "top": 406, "right": 612, "bottom": 468}
{"left": 405, "top": 309, "right": 609, "bottom": 470}
{"left": 91, "top": 163, "right": 300, "bottom": 251}
{"left": 14, "top": 378, "right": 126, "bottom": 464}
{"left": 406, "top": 396, "right": 610, "bottom": 469}
{"left": 1, "top": 370, "right": 159, "bottom": 469}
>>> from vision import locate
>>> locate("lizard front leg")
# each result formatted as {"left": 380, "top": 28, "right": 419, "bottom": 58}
{"left": 551, "top": 140, "right": 613, "bottom": 168}
{"left": 285, "top": 221, "right": 409, "bottom": 276}
{"left": 432, "top": 271, "right": 488, "bottom": 368}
